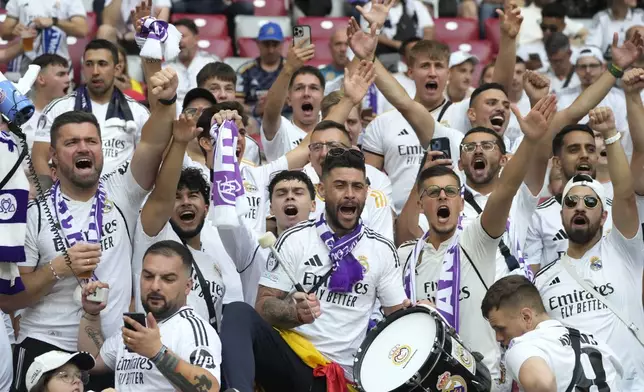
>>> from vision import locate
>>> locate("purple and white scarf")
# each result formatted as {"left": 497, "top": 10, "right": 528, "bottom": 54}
{"left": 208, "top": 119, "right": 248, "bottom": 228}
{"left": 135, "top": 16, "right": 181, "bottom": 61}
{"left": 315, "top": 213, "right": 365, "bottom": 293}
{"left": 367, "top": 83, "right": 378, "bottom": 115}
{"left": 52, "top": 180, "right": 106, "bottom": 281}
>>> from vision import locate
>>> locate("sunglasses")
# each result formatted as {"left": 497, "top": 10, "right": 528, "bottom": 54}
{"left": 420, "top": 185, "right": 462, "bottom": 199}
{"left": 327, "top": 147, "right": 365, "bottom": 161}
{"left": 563, "top": 195, "right": 599, "bottom": 209}
{"left": 309, "top": 141, "right": 349, "bottom": 152}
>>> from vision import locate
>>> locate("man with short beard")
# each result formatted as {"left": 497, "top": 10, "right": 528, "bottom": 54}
{"left": 78, "top": 241, "right": 224, "bottom": 392}
{"left": 534, "top": 107, "right": 644, "bottom": 392}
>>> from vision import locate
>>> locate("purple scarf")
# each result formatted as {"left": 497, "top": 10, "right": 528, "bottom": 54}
{"left": 315, "top": 213, "right": 364, "bottom": 293}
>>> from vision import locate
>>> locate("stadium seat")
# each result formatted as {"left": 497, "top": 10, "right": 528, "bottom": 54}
{"left": 253, "top": 0, "right": 288, "bottom": 16}
{"left": 434, "top": 18, "right": 478, "bottom": 42}
{"left": 235, "top": 16, "right": 292, "bottom": 39}
{"left": 197, "top": 38, "right": 234, "bottom": 59}
{"left": 485, "top": 18, "right": 501, "bottom": 53}
{"left": 67, "top": 36, "right": 91, "bottom": 86}
{"left": 312, "top": 37, "right": 333, "bottom": 64}
{"left": 237, "top": 37, "right": 292, "bottom": 58}
{"left": 224, "top": 57, "right": 254, "bottom": 72}
{"left": 86, "top": 12, "right": 98, "bottom": 36}
{"left": 171, "top": 14, "right": 228, "bottom": 38}
{"left": 296, "top": 17, "right": 350, "bottom": 40}
{"left": 447, "top": 41, "right": 494, "bottom": 64}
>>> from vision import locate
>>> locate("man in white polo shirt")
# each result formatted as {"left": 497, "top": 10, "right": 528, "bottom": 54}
{"left": 482, "top": 275, "right": 623, "bottom": 391}
{"left": 534, "top": 107, "right": 644, "bottom": 392}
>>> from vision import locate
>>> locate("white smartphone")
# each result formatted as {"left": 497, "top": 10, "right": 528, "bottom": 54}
{"left": 293, "top": 25, "right": 312, "bottom": 46}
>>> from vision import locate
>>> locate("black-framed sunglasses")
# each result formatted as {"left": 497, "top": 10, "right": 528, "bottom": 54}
{"left": 327, "top": 147, "right": 365, "bottom": 161}
{"left": 563, "top": 195, "right": 599, "bottom": 209}
{"left": 420, "top": 185, "right": 462, "bottom": 199}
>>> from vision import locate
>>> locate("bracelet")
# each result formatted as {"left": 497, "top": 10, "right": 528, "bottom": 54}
{"left": 49, "top": 261, "right": 61, "bottom": 281}
{"left": 362, "top": 25, "right": 382, "bottom": 35}
{"left": 608, "top": 63, "right": 624, "bottom": 79}
{"left": 151, "top": 344, "right": 168, "bottom": 363}
{"left": 604, "top": 132, "right": 622, "bottom": 145}
{"left": 158, "top": 95, "right": 177, "bottom": 106}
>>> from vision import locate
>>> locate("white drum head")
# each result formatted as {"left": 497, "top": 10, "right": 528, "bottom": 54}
{"left": 357, "top": 312, "right": 437, "bottom": 391}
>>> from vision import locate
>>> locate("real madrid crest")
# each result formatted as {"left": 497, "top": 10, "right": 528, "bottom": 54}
{"left": 358, "top": 255, "right": 369, "bottom": 274}
{"left": 102, "top": 199, "right": 114, "bottom": 213}
{"left": 589, "top": 256, "right": 603, "bottom": 271}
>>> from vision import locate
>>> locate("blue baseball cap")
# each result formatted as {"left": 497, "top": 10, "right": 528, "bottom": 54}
{"left": 258, "top": 22, "right": 284, "bottom": 42}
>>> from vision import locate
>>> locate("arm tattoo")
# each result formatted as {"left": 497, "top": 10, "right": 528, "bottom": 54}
{"left": 154, "top": 351, "right": 214, "bottom": 392}
{"left": 84, "top": 326, "right": 104, "bottom": 350}
{"left": 257, "top": 287, "right": 300, "bottom": 329}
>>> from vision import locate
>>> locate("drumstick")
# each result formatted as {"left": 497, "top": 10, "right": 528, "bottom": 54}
{"left": 259, "top": 232, "right": 318, "bottom": 320}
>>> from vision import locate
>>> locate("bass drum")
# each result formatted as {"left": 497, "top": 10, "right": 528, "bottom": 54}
{"left": 353, "top": 305, "right": 491, "bottom": 391}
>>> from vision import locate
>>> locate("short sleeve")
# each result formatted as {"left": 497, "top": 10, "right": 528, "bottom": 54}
{"left": 606, "top": 224, "right": 644, "bottom": 270}
{"left": 34, "top": 100, "right": 67, "bottom": 144}
{"left": 505, "top": 342, "right": 550, "bottom": 385}
{"left": 176, "top": 323, "right": 222, "bottom": 384}
{"left": 5, "top": 0, "right": 19, "bottom": 18}
{"left": 459, "top": 216, "right": 500, "bottom": 285}
{"left": 216, "top": 222, "right": 257, "bottom": 273}
{"left": 258, "top": 155, "right": 289, "bottom": 182}
{"left": 362, "top": 118, "right": 385, "bottom": 156}
{"left": 366, "top": 195, "right": 394, "bottom": 241}
{"left": 260, "top": 117, "right": 301, "bottom": 163}
{"left": 259, "top": 231, "right": 298, "bottom": 292}
{"left": 508, "top": 183, "right": 539, "bottom": 254}
{"left": 375, "top": 240, "right": 407, "bottom": 307}
{"left": 131, "top": 102, "right": 150, "bottom": 145}
{"left": 441, "top": 100, "right": 470, "bottom": 133}
{"left": 524, "top": 214, "right": 544, "bottom": 267}
{"left": 62, "top": 0, "right": 87, "bottom": 19}
{"left": 99, "top": 333, "right": 120, "bottom": 370}
{"left": 102, "top": 162, "right": 149, "bottom": 231}
{"left": 21, "top": 202, "right": 42, "bottom": 269}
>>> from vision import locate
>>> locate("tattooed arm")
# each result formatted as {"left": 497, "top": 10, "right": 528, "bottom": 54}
{"left": 255, "top": 286, "right": 302, "bottom": 330}
{"left": 152, "top": 349, "right": 220, "bottom": 392}
{"left": 77, "top": 312, "right": 112, "bottom": 374}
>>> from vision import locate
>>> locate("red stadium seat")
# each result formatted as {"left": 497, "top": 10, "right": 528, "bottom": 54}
{"left": 434, "top": 18, "right": 478, "bottom": 42}
{"left": 296, "top": 17, "right": 350, "bottom": 40}
{"left": 312, "top": 37, "right": 333, "bottom": 64}
{"left": 197, "top": 38, "right": 234, "bottom": 58}
{"left": 86, "top": 12, "right": 98, "bottom": 36}
{"left": 485, "top": 18, "right": 501, "bottom": 53}
{"left": 171, "top": 14, "right": 228, "bottom": 38}
{"left": 447, "top": 40, "right": 494, "bottom": 64}
{"left": 237, "top": 37, "right": 292, "bottom": 58}
{"left": 67, "top": 37, "right": 91, "bottom": 86}
{"left": 253, "top": 0, "right": 288, "bottom": 16}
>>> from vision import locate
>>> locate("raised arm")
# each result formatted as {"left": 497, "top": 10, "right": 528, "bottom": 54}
{"left": 78, "top": 281, "right": 112, "bottom": 375}
{"left": 324, "top": 60, "right": 376, "bottom": 125}
{"left": 491, "top": 1, "right": 523, "bottom": 93}
{"left": 140, "top": 111, "right": 202, "bottom": 236}
{"left": 622, "top": 68, "right": 644, "bottom": 195}
{"left": 482, "top": 95, "right": 557, "bottom": 238}
{"left": 129, "top": 68, "right": 178, "bottom": 190}
{"left": 588, "top": 107, "right": 639, "bottom": 238}
{"left": 131, "top": 0, "right": 164, "bottom": 109}
{"left": 262, "top": 41, "right": 315, "bottom": 141}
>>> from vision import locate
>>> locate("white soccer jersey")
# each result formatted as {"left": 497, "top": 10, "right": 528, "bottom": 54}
{"left": 260, "top": 116, "right": 307, "bottom": 163}
{"left": 33, "top": 92, "right": 151, "bottom": 175}
{"left": 20, "top": 108, "right": 41, "bottom": 152}
{"left": 0, "top": 314, "right": 11, "bottom": 392}
{"left": 506, "top": 320, "right": 623, "bottom": 392}
{"left": 302, "top": 163, "right": 395, "bottom": 241}
{"left": 131, "top": 218, "right": 226, "bottom": 322}
{"left": 362, "top": 110, "right": 464, "bottom": 214}
{"left": 398, "top": 216, "right": 511, "bottom": 392}
{"left": 586, "top": 8, "right": 644, "bottom": 53}
{"left": 243, "top": 136, "right": 262, "bottom": 166}
{"left": 534, "top": 228, "right": 644, "bottom": 391}
{"left": 524, "top": 193, "right": 613, "bottom": 268}
{"left": 240, "top": 156, "right": 289, "bottom": 233}
{"left": 100, "top": 306, "right": 221, "bottom": 391}
{"left": 19, "top": 162, "right": 148, "bottom": 351}
{"left": 259, "top": 219, "right": 407, "bottom": 380}
{"left": 164, "top": 52, "right": 221, "bottom": 108}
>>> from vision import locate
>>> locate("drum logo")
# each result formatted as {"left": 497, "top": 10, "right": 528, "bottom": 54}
{"left": 388, "top": 344, "right": 412, "bottom": 366}
{"left": 436, "top": 371, "right": 467, "bottom": 392}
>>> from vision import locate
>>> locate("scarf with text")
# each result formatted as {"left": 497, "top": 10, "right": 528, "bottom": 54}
{"left": 315, "top": 213, "right": 364, "bottom": 293}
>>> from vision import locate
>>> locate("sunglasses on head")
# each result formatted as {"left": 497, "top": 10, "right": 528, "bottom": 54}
{"left": 420, "top": 185, "right": 462, "bottom": 199}
{"left": 563, "top": 194, "right": 599, "bottom": 209}
{"left": 327, "top": 147, "right": 365, "bottom": 161}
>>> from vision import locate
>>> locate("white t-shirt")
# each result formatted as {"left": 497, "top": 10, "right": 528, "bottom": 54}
{"left": 0, "top": 313, "right": 11, "bottom": 392}
{"left": 19, "top": 162, "right": 148, "bottom": 351}
{"left": 21, "top": 108, "right": 41, "bottom": 152}
{"left": 506, "top": 319, "right": 623, "bottom": 392}
{"left": 557, "top": 86, "right": 629, "bottom": 135}
{"left": 260, "top": 219, "right": 407, "bottom": 380}
{"left": 518, "top": 3, "right": 587, "bottom": 46}
{"left": 260, "top": 116, "right": 306, "bottom": 163}
{"left": 302, "top": 163, "right": 395, "bottom": 241}
{"left": 100, "top": 306, "right": 221, "bottom": 391}
{"left": 164, "top": 52, "right": 221, "bottom": 109}
{"left": 240, "top": 156, "right": 289, "bottom": 233}
{"left": 132, "top": 218, "right": 226, "bottom": 322}
{"left": 359, "top": 0, "right": 433, "bottom": 40}
{"left": 398, "top": 216, "right": 510, "bottom": 392}
{"left": 586, "top": 8, "right": 644, "bottom": 54}
{"left": 34, "top": 92, "right": 150, "bottom": 175}
{"left": 524, "top": 191, "right": 614, "bottom": 268}
{"left": 534, "top": 227, "right": 644, "bottom": 392}
{"left": 5, "top": 0, "right": 86, "bottom": 69}
{"left": 362, "top": 110, "right": 464, "bottom": 214}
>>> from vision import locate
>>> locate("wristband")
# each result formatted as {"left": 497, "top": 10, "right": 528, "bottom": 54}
{"left": 604, "top": 132, "right": 621, "bottom": 145}
{"left": 158, "top": 94, "right": 177, "bottom": 106}
{"left": 608, "top": 63, "right": 624, "bottom": 79}
{"left": 49, "top": 261, "right": 61, "bottom": 281}
{"left": 151, "top": 344, "right": 168, "bottom": 363}
{"left": 362, "top": 25, "right": 382, "bottom": 35}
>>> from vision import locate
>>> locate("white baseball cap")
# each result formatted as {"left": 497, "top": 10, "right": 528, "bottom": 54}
{"left": 576, "top": 46, "right": 606, "bottom": 64}
{"left": 561, "top": 174, "right": 607, "bottom": 209}
{"left": 26, "top": 351, "right": 95, "bottom": 391}
{"left": 449, "top": 51, "right": 480, "bottom": 68}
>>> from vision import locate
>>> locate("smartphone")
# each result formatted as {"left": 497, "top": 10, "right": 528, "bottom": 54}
{"left": 124, "top": 312, "right": 146, "bottom": 331}
{"left": 430, "top": 137, "right": 451, "bottom": 161}
{"left": 293, "top": 25, "right": 312, "bottom": 47}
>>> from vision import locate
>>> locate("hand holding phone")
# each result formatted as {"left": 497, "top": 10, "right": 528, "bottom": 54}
{"left": 429, "top": 137, "right": 452, "bottom": 161}
{"left": 124, "top": 312, "right": 146, "bottom": 331}
{"left": 293, "top": 25, "right": 312, "bottom": 47}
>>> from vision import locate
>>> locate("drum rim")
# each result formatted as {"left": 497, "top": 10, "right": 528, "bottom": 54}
{"left": 353, "top": 305, "right": 446, "bottom": 391}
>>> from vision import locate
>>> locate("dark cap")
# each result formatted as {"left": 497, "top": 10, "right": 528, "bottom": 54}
{"left": 182, "top": 88, "right": 217, "bottom": 111}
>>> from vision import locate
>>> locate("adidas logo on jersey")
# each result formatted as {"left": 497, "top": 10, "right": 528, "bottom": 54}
{"left": 552, "top": 229, "right": 568, "bottom": 241}
{"left": 549, "top": 277, "right": 561, "bottom": 286}
{"left": 304, "top": 255, "right": 323, "bottom": 267}
{"left": 398, "top": 129, "right": 410, "bottom": 136}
